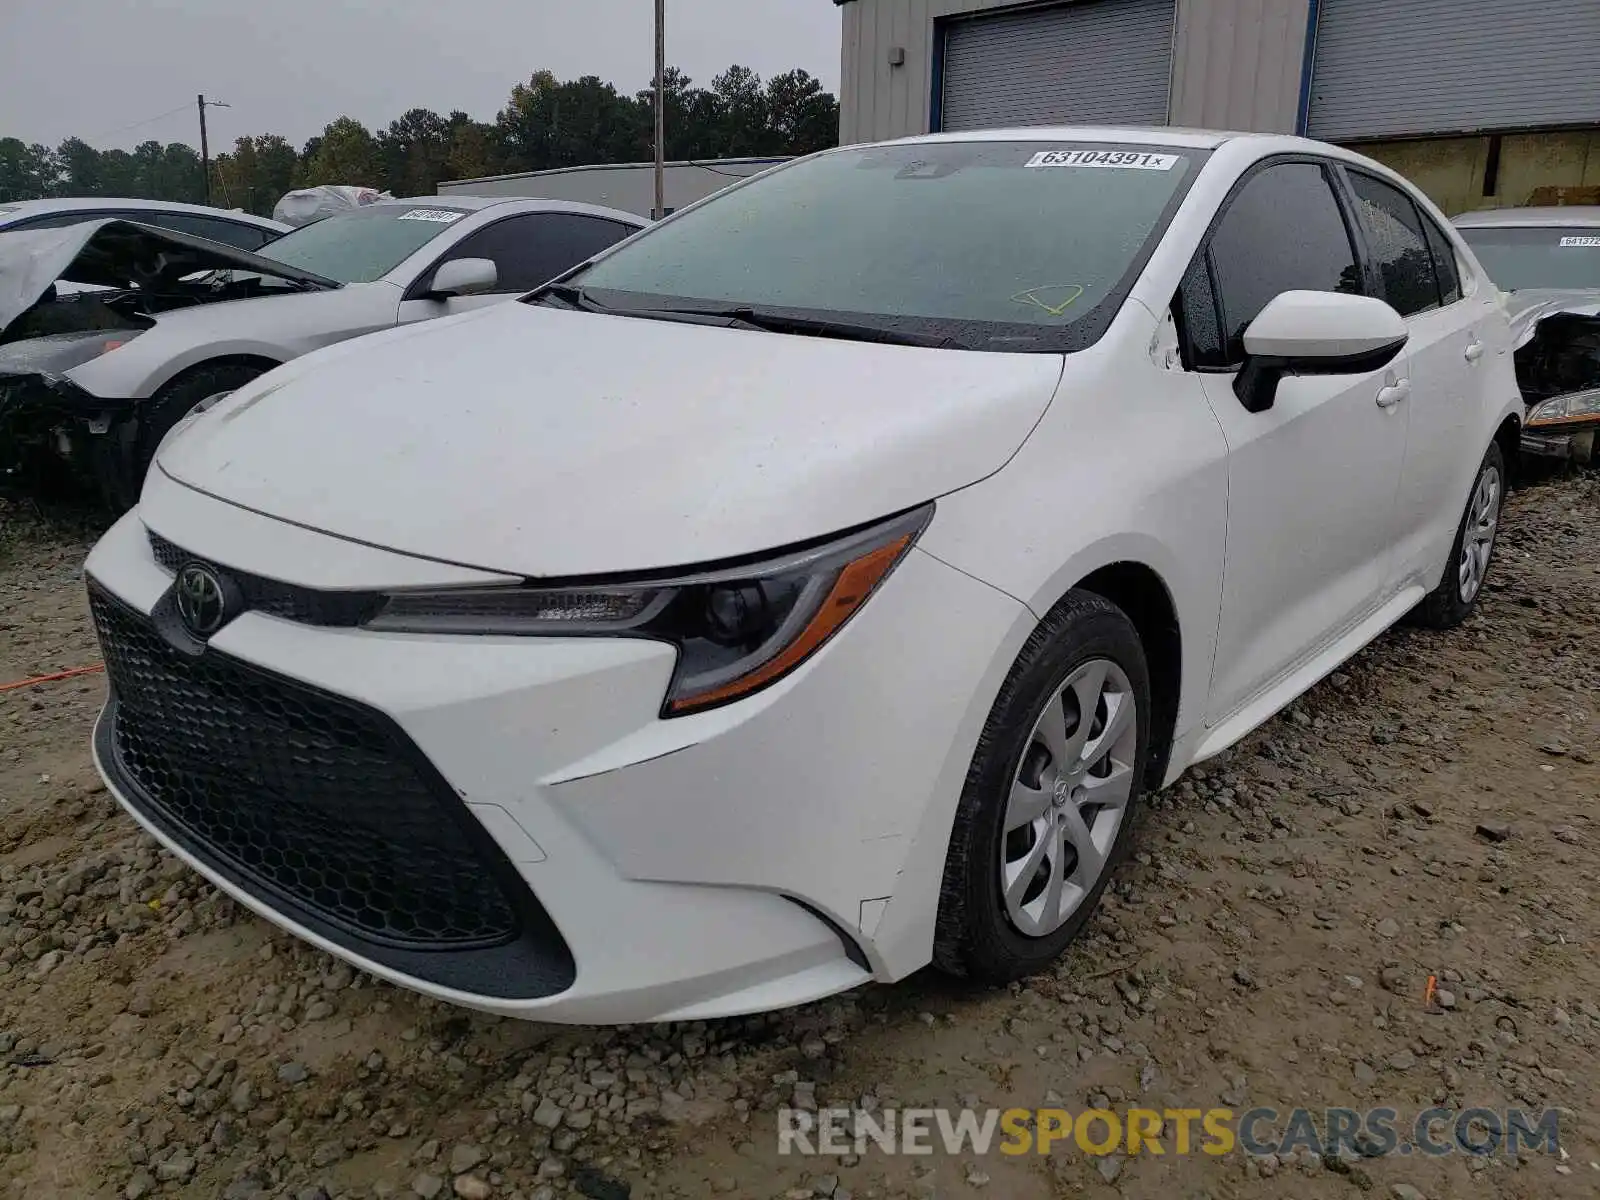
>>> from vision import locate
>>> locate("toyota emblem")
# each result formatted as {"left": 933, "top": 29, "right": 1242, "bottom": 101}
{"left": 175, "top": 563, "right": 228, "bottom": 637}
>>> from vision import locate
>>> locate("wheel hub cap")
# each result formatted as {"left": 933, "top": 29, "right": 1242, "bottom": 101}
{"left": 1458, "top": 463, "right": 1500, "bottom": 604}
{"left": 999, "top": 658, "right": 1139, "bottom": 939}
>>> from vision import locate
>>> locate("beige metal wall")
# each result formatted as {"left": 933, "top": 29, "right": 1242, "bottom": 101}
{"left": 1352, "top": 131, "right": 1600, "bottom": 217}
{"left": 839, "top": 0, "right": 1313, "bottom": 145}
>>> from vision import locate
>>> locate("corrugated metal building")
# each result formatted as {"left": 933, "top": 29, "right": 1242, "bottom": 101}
{"left": 835, "top": 0, "right": 1600, "bottom": 213}
{"left": 437, "top": 158, "right": 788, "bottom": 218}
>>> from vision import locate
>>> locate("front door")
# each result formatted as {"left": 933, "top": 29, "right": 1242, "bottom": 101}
{"left": 1185, "top": 160, "right": 1412, "bottom": 724}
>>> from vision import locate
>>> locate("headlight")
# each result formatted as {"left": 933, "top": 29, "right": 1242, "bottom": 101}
{"left": 1527, "top": 387, "right": 1600, "bottom": 428}
{"left": 363, "top": 505, "right": 933, "bottom": 716}
{"left": 0, "top": 329, "right": 141, "bottom": 376}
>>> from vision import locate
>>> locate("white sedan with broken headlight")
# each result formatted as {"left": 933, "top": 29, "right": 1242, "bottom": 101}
{"left": 1454, "top": 206, "right": 1600, "bottom": 463}
{"left": 86, "top": 128, "right": 1522, "bottom": 1025}
{"left": 0, "top": 196, "right": 644, "bottom": 505}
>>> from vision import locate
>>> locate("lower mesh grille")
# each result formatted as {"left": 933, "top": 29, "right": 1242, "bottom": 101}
{"left": 89, "top": 581, "right": 521, "bottom": 949}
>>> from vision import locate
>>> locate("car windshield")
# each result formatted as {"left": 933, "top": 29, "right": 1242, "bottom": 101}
{"left": 256, "top": 205, "right": 471, "bottom": 283}
{"left": 550, "top": 141, "right": 1205, "bottom": 352}
{"left": 1457, "top": 225, "right": 1600, "bottom": 291}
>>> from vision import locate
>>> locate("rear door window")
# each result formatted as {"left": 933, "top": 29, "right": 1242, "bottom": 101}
{"left": 1346, "top": 171, "right": 1443, "bottom": 316}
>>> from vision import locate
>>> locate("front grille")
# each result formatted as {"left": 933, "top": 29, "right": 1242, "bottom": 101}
{"left": 91, "top": 581, "right": 522, "bottom": 948}
{"left": 147, "top": 529, "right": 383, "bottom": 627}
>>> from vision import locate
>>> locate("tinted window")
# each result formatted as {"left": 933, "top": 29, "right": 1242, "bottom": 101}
{"left": 563, "top": 141, "right": 1206, "bottom": 353}
{"left": 1421, "top": 216, "right": 1461, "bottom": 304}
{"left": 141, "top": 211, "right": 277, "bottom": 251}
{"left": 1456, "top": 225, "right": 1600, "bottom": 291}
{"left": 1205, "top": 162, "right": 1363, "bottom": 366}
{"left": 3, "top": 211, "right": 114, "bottom": 232}
{"left": 438, "top": 214, "right": 638, "bottom": 293}
{"left": 1347, "top": 172, "right": 1440, "bottom": 316}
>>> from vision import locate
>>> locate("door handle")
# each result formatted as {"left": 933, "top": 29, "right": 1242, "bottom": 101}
{"left": 1464, "top": 340, "right": 1485, "bottom": 363}
{"left": 1376, "top": 380, "right": 1411, "bottom": 409}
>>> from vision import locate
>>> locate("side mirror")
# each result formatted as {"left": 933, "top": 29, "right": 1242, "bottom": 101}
{"left": 426, "top": 257, "right": 498, "bottom": 298}
{"left": 1234, "top": 290, "right": 1408, "bottom": 413}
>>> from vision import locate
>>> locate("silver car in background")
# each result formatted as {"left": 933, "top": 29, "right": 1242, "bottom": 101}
{"left": 0, "top": 196, "right": 288, "bottom": 250}
{"left": 0, "top": 196, "right": 645, "bottom": 505}
{"left": 1455, "top": 206, "right": 1600, "bottom": 462}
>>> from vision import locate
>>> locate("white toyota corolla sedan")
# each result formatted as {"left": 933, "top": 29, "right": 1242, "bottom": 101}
{"left": 84, "top": 128, "right": 1522, "bottom": 1024}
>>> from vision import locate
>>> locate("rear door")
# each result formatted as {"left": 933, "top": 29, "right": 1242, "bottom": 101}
{"left": 1339, "top": 168, "right": 1498, "bottom": 591}
{"left": 1183, "top": 159, "right": 1412, "bottom": 725}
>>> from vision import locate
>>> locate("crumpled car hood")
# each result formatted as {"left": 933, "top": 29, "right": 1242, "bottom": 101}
{"left": 159, "top": 303, "right": 1065, "bottom": 577}
{"left": 0, "top": 219, "right": 335, "bottom": 337}
{"left": 1503, "top": 288, "right": 1600, "bottom": 350}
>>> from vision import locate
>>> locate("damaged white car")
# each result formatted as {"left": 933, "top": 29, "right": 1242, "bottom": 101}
{"left": 1455, "top": 207, "right": 1600, "bottom": 463}
{"left": 0, "top": 197, "right": 645, "bottom": 506}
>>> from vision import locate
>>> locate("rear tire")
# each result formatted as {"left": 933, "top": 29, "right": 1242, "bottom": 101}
{"left": 934, "top": 591, "right": 1150, "bottom": 983}
{"left": 1414, "top": 441, "right": 1504, "bottom": 630}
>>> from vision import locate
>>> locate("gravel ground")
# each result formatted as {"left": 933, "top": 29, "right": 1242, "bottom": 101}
{"left": 1, "top": 472, "right": 1597, "bottom": 1200}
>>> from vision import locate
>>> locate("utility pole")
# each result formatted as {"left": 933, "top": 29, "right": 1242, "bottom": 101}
{"left": 654, "top": 0, "right": 666, "bottom": 219}
{"left": 197, "top": 94, "right": 231, "bottom": 206}
{"left": 198, "top": 94, "right": 211, "bottom": 205}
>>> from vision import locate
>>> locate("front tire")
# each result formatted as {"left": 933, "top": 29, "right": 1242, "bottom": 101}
{"left": 934, "top": 591, "right": 1150, "bottom": 983}
{"left": 134, "top": 362, "right": 269, "bottom": 483}
{"left": 1415, "top": 441, "right": 1504, "bottom": 630}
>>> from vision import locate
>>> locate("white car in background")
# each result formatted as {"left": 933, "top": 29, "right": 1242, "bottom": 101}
{"left": 1454, "top": 206, "right": 1600, "bottom": 462}
{"left": 86, "top": 128, "right": 1522, "bottom": 1024}
{"left": 0, "top": 196, "right": 644, "bottom": 505}
{"left": 0, "top": 196, "right": 288, "bottom": 249}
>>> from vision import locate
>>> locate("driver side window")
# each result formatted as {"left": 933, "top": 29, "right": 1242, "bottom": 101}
{"left": 1178, "top": 162, "right": 1365, "bottom": 370}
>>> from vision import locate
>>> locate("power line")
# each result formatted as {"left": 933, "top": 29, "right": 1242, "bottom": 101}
{"left": 84, "top": 103, "right": 194, "bottom": 144}
{"left": 687, "top": 160, "right": 764, "bottom": 178}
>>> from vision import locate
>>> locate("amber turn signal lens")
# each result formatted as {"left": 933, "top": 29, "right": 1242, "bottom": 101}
{"left": 666, "top": 533, "right": 913, "bottom": 714}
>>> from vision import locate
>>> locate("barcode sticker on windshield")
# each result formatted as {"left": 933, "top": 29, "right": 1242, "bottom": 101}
{"left": 1025, "top": 150, "right": 1179, "bottom": 171}
{"left": 396, "top": 208, "right": 464, "bottom": 223}
{"left": 1559, "top": 235, "right": 1600, "bottom": 248}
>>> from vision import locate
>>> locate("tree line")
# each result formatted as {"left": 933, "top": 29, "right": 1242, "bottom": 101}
{"left": 0, "top": 65, "right": 839, "bottom": 215}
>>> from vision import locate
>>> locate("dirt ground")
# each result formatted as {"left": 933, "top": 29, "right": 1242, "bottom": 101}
{"left": 0, "top": 470, "right": 1597, "bottom": 1200}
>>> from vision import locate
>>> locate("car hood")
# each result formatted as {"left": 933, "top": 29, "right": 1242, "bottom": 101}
{"left": 158, "top": 303, "right": 1064, "bottom": 576}
{"left": 1504, "top": 288, "right": 1600, "bottom": 350}
{"left": 0, "top": 219, "right": 336, "bottom": 336}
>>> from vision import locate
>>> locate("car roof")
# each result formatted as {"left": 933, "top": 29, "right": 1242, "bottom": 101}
{"left": 372, "top": 195, "right": 647, "bottom": 225}
{"left": 883, "top": 126, "right": 1278, "bottom": 151}
{"left": 1453, "top": 206, "right": 1600, "bottom": 229}
{"left": 0, "top": 196, "right": 287, "bottom": 229}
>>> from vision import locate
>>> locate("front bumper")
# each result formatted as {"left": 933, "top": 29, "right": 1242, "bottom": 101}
{"left": 0, "top": 370, "right": 139, "bottom": 503}
{"left": 84, "top": 481, "right": 1030, "bottom": 1023}
{"left": 1521, "top": 424, "right": 1596, "bottom": 462}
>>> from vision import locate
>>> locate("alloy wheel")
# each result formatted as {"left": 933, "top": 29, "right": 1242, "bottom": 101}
{"left": 1457, "top": 462, "right": 1500, "bottom": 604}
{"left": 999, "top": 658, "right": 1138, "bottom": 938}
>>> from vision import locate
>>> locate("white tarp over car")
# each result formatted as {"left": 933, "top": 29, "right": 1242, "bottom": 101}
{"left": 272, "top": 185, "right": 392, "bottom": 227}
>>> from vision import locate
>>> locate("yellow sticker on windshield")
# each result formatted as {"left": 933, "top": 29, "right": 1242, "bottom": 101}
{"left": 1011, "top": 284, "right": 1086, "bottom": 317}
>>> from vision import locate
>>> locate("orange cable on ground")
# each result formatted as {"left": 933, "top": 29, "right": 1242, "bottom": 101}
{"left": 0, "top": 664, "right": 105, "bottom": 694}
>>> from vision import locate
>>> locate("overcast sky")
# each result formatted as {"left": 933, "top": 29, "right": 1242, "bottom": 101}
{"left": 0, "top": 0, "right": 843, "bottom": 152}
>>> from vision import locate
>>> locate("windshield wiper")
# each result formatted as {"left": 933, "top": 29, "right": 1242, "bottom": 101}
{"left": 650, "top": 305, "right": 961, "bottom": 349}
{"left": 532, "top": 289, "right": 962, "bottom": 349}
{"left": 533, "top": 283, "right": 616, "bottom": 313}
